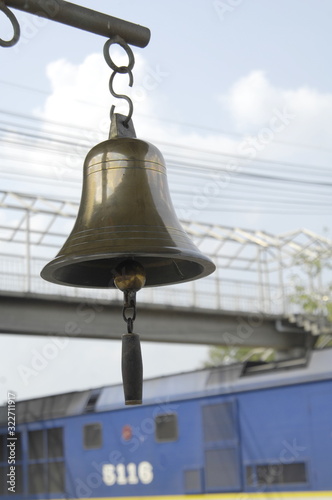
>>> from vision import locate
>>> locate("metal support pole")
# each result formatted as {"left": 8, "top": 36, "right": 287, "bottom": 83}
{"left": 263, "top": 250, "right": 271, "bottom": 313}
{"left": 257, "top": 248, "right": 265, "bottom": 312}
{"left": 216, "top": 256, "right": 221, "bottom": 310}
{"left": 278, "top": 246, "right": 286, "bottom": 315}
{"left": 5, "top": 0, "right": 150, "bottom": 47}
{"left": 25, "top": 209, "right": 31, "bottom": 292}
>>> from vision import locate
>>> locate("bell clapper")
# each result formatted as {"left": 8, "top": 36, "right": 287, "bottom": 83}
{"left": 114, "top": 260, "right": 146, "bottom": 405}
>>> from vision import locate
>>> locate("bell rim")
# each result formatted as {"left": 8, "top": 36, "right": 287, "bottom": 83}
{"left": 40, "top": 251, "right": 216, "bottom": 289}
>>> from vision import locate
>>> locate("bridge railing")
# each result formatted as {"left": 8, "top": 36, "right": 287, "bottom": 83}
{"left": 0, "top": 252, "right": 293, "bottom": 316}
{"left": 1, "top": 191, "right": 330, "bottom": 323}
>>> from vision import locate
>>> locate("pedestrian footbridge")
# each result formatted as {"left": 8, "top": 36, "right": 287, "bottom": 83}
{"left": 0, "top": 191, "right": 331, "bottom": 355}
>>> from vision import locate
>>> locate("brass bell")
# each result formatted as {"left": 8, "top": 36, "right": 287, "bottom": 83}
{"left": 39, "top": 32, "right": 215, "bottom": 407}
{"left": 41, "top": 115, "right": 215, "bottom": 288}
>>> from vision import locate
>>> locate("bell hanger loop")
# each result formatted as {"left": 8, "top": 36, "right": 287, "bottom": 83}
{"left": 103, "top": 35, "right": 135, "bottom": 133}
{"left": 0, "top": 0, "right": 20, "bottom": 47}
{"left": 110, "top": 112, "right": 136, "bottom": 139}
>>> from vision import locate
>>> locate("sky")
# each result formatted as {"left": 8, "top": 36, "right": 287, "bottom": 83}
{"left": 0, "top": 0, "right": 332, "bottom": 403}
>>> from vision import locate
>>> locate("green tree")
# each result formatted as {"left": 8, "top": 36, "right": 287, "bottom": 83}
{"left": 203, "top": 345, "right": 274, "bottom": 367}
{"left": 289, "top": 244, "right": 332, "bottom": 346}
{"left": 290, "top": 246, "right": 332, "bottom": 321}
{"left": 204, "top": 238, "right": 332, "bottom": 367}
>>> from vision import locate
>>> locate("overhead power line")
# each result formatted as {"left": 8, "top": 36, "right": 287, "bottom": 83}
{"left": 1, "top": 116, "right": 332, "bottom": 181}
{"left": 0, "top": 109, "right": 331, "bottom": 218}
{"left": 1, "top": 79, "right": 332, "bottom": 154}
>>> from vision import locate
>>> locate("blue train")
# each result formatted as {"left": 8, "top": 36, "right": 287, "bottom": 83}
{"left": 0, "top": 348, "right": 332, "bottom": 500}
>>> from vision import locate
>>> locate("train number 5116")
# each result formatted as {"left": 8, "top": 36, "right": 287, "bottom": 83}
{"left": 102, "top": 461, "right": 153, "bottom": 486}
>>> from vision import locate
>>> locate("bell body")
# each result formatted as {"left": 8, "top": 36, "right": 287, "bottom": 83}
{"left": 41, "top": 136, "right": 215, "bottom": 287}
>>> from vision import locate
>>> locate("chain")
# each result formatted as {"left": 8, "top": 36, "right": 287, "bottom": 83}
{"left": 0, "top": 1, "right": 20, "bottom": 47}
{"left": 103, "top": 35, "right": 135, "bottom": 128}
{"left": 122, "top": 290, "right": 137, "bottom": 334}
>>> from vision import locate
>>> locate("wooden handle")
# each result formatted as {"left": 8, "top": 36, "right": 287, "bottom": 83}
{"left": 121, "top": 332, "right": 143, "bottom": 405}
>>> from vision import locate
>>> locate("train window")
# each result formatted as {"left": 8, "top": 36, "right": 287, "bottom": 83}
{"left": 28, "top": 429, "right": 45, "bottom": 459}
{"left": 246, "top": 462, "right": 307, "bottom": 486}
{"left": 47, "top": 428, "right": 64, "bottom": 458}
{"left": 202, "top": 402, "right": 235, "bottom": 442}
{"left": 205, "top": 448, "right": 241, "bottom": 490}
{"left": 0, "top": 435, "right": 5, "bottom": 463}
{"left": 0, "top": 466, "right": 7, "bottom": 495}
{"left": 29, "top": 463, "right": 46, "bottom": 494}
{"left": 26, "top": 427, "right": 65, "bottom": 496}
{"left": 184, "top": 469, "right": 202, "bottom": 493}
{"left": 256, "top": 464, "right": 283, "bottom": 485}
{"left": 16, "top": 433, "right": 22, "bottom": 462}
{"left": 48, "top": 461, "right": 65, "bottom": 493}
{"left": 155, "top": 413, "right": 178, "bottom": 442}
{"left": 85, "top": 389, "right": 101, "bottom": 412}
{"left": 246, "top": 465, "right": 255, "bottom": 486}
{"left": 281, "top": 462, "right": 307, "bottom": 483}
{"left": 83, "top": 423, "right": 102, "bottom": 449}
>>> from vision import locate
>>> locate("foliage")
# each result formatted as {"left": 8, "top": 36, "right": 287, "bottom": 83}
{"left": 203, "top": 238, "right": 332, "bottom": 367}
{"left": 203, "top": 345, "right": 274, "bottom": 367}
{"left": 290, "top": 283, "right": 332, "bottom": 322}
{"left": 290, "top": 245, "right": 332, "bottom": 322}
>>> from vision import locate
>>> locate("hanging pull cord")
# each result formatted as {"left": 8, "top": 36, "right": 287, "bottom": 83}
{"left": 0, "top": 1, "right": 20, "bottom": 47}
{"left": 122, "top": 290, "right": 137, "bottom": 333}
{"left": 121, "top": 289, "right": 143, "bottom": 405}
{"left": 103, "top": 35, "right": 135, "bottom": 129}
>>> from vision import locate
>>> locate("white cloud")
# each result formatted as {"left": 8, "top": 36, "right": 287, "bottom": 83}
{"left": 38, "top": 50, "right": 164, "bottom": 136}
{"left": 221, "top": 70, "right": 282, "bottom": 130}
{"left": 219, "top": 70, "right": 332, "bottom": 164}
{"left": 34, "top": 51, "right": 239, "bottom": 155}
{"left": 3, "top": 58, "right": 332, "bottom": 192}
{"left": 41, "top": 54, "right": 110, "bottom": 133}
{"left": 34, "top": 57, "right": 332, "bottom": 175}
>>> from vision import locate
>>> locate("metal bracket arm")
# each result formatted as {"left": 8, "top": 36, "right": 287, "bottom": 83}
{"left": 3, "top": 0, "right": 150, "bottom": 47}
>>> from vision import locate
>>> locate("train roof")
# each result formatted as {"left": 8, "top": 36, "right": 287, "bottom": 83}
{"left": 1, "top": 348, "right": 332, "bottom": 425}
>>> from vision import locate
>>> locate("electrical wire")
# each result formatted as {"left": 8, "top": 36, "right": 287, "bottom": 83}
{"left": 0, "top": 105, "right": 331, "bottom": 217}
{"left": 1, "top": 109, "right": 332, "bottom": 177}
{"left": 1, "top": 127, "right": 331, "bottom": 188}
{"left": 2, "top": 138, "right": 331, "bottom": 204}
{"left": 1, "top": 169, "right": 330, "bottom": 215}
{"left": 2, "top": 79, "right": 332, "bottom": 154}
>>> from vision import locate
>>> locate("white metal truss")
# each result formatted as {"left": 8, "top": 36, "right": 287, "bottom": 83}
{"left": 0, "top": 190, "right": 331, "bottom": 338}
